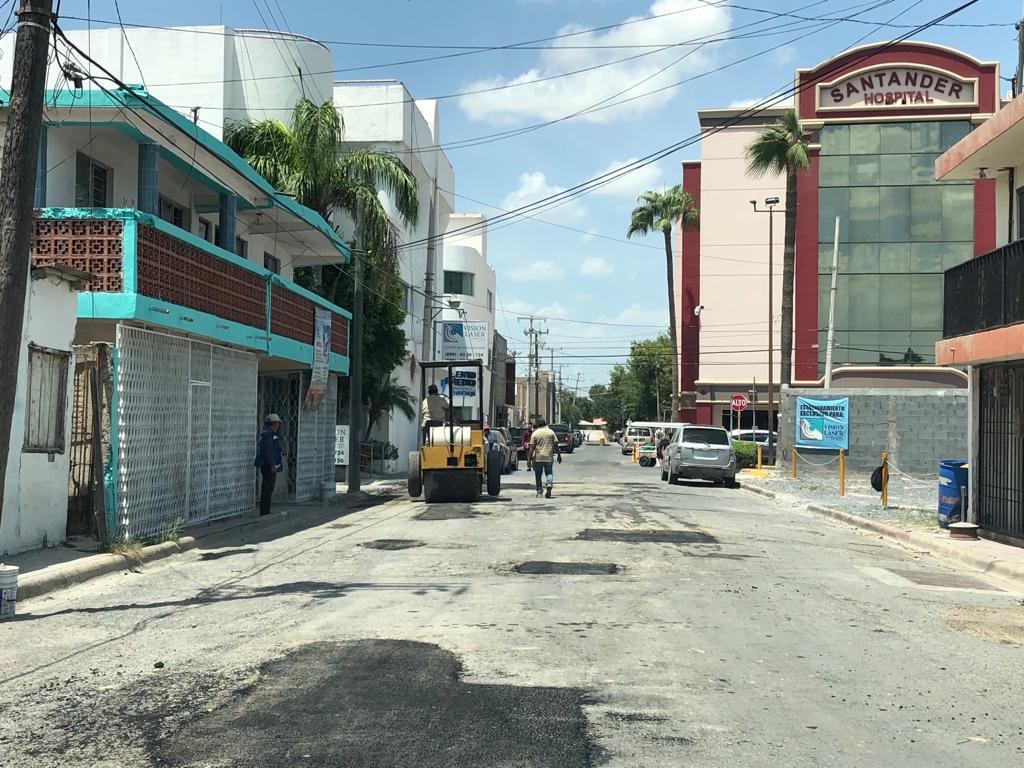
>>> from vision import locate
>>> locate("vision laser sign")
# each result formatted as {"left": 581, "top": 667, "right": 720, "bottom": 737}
{"left": 817, "top": 66, "right": 976, "bottom": 110}
{"left": 795, "top": 397, "right": 849, "bottom": 451}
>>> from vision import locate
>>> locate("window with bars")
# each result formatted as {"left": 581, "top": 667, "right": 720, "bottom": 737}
{"left": 159, "top": 196, "right": 191, "bottom": 231}
{"left": 444, "top": 270, "right": 474, "bottom": 296}
{"left": 23, "top": 345, "right": 71, "bottom": 453}
{"left": 74, "top": 153, "right": 111, "bottom": 207}
{"left": 264, "top": 252, "right": 281, "bottom": 275}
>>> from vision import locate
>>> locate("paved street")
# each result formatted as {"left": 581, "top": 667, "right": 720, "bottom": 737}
{"left": 2, "top": 446, "right": 1023, "bottom": 767}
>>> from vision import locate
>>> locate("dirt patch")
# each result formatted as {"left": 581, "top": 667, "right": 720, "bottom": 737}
{"left": 887, "top": 568, "right": 1003, "bottom": 591}
{"left": 415, "top": 507, "right": 484, "bottom": 521}
{"left": 515, "top": 561, "right": 620, "bottom": 575}
{"left": 360, "top": 539, "right": 425, "bottom": 551}
{"left": 576, "top": 529, "right": 718, "bottom": 545}
{"left": 947, "top": 604, "right": 1024, "bottom": 645}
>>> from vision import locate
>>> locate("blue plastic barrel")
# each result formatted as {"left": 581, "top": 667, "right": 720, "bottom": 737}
{"left": 938, "top": 460, "right": 969, "bottom": 528}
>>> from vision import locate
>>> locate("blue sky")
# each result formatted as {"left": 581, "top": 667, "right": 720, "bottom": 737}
{"left": 65, "top": 0, "right": 1019, "bottom": 392}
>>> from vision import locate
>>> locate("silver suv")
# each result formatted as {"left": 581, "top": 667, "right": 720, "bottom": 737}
{"left": 662, "top": 425, "right": 736, "bottom": 486}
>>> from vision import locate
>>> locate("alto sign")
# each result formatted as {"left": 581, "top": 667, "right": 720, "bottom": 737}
{"left": 817, "top": 66, "right": 976, "bottom": 111}
{"left": 731, "top": 394, "right": 749, "bottom": 412}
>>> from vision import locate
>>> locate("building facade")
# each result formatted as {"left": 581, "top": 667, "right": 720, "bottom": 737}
{"left": 678, "top": 42, "right": 999, "bottom": 427}
{"left": 2, "top": 87, "right": 350, "bottom": 545}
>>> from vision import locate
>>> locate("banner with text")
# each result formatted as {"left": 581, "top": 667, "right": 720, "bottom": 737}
{"left": 795, "top": 397, "right": 849, "bottom": 450}
{"left": 439, "top": 321, "right": 489, "bottom": 366}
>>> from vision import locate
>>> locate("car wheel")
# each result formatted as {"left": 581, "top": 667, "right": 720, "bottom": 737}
{"left": 668, "top": 462, "right": 679, "bottom": 485}
{"left": 661, "top": 466, "right": 668, "bottom": 482}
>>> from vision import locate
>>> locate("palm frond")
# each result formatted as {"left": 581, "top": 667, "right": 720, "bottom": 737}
{"left": 745, "top": 108, "right": 810, "bottom": 179}
{"left": 223, "top": 118, "right": 295, "bottom": 190}
{"left": 339, "top": 148, "right": 419, "bottom": 228}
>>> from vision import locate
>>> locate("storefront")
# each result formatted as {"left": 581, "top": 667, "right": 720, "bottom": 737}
{"left": 678, "top": 42, "right": 999, "bottom": 426}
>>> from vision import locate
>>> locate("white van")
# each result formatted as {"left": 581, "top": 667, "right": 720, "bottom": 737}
{"left": 620, "top": 426, "right": 653, "bottom": 455}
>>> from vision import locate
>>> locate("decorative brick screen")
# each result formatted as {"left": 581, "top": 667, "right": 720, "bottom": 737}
{"left": 271, "top": 283, "right": 347, "bottom": 356}
{"left": 136, "top": 225, "right": 265, "bottom": 328}
{"left": 31, "top": 218, "right": 124, "bottom": 291}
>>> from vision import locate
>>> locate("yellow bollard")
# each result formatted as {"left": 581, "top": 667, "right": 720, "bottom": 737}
{"left": 791, "top": 446, "right": 797, "bottom": 479}
{"left": 756, "top": 444, "right": 762, "bottom": 470}
{"left": 631, "top": 442, "right": 638, "bottom": 464}
{"left": 839, "top": 452, "right": 845, "bottom": 496}
{"left": 881, "top": 451, "right": 889, "bottom": 507}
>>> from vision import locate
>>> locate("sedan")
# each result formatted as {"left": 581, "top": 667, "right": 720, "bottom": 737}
{"left": 663, "top": 425, "right": 736, "bottom": 486}
{"left": 485, "top": 429, "right": 513, "bottom": 475}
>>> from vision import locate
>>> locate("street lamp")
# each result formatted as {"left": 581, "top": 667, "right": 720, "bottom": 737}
{"left": 750, "top": 196, "right": 782, "bottom": 461}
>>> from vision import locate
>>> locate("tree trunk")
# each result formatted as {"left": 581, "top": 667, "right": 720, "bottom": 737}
{"left": 662, "top": 226, "right": 680, "bottom": 420}
{"left": 0, "top": 1, "right": 54, "bottom": 523}
{"left": 780, "top": 166, "right": 798, "bottom": 389}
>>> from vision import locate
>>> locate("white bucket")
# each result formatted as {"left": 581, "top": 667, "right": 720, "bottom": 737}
{"left": 0, "top": 565, "right": 18, "bottom": 620}
{"left": 320, "top": 481, "right": 336, "bottom": 501}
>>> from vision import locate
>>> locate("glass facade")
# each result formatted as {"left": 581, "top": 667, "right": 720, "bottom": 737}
{"left": 817, "top": 120, "right": 973, "bottom": 372}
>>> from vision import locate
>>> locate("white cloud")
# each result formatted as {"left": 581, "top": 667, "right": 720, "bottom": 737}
{"left": 588, "top": 158, "right": 664, "bottom": 199}
{"left": 502, "top": 171, "right": 586, "bottom": 219}
{"left": 727, "top": 95, "right": 793, "bottom": 109}
{"left": 504, "top": 259, "right": 567, "bottom": 282}
{"left": 579, "top": 256, "right": 614, "bottom": 278}
{"left": 459, "top": 0, "right": 731, "bottom": 125}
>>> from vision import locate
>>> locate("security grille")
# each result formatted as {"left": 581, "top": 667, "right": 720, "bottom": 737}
{"left": 295, "top": 374, "right": 338, "bottom": 501}
{"left": 977, "top": 363, "right": 1024, "bottom": 539}
{"left": 116, "top": 325, "right": 257, "bottom": 539}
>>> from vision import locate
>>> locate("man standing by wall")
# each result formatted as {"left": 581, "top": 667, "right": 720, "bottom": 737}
{"left": 527, "top": 417, "right": 561, "bottom": 499}
{"left": 255, "top": 414, "right": 284, "bottom": 516}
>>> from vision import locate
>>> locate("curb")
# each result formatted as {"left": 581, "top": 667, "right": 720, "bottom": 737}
{"left": 738, "top": 482, "right": 777, "bottom": 500}
{"left": 17, "top": 537, "right": 198, "bottom": 601}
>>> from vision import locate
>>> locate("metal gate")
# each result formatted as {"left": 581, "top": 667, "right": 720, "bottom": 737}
{"left": 977, "top": 363, "right": 1024, "bottom": 539}
{"left": 66, "top": 345, "right": 112, "bottom": 537}
{"left": 116, "top": 326, "right": 257, "bottom": 539}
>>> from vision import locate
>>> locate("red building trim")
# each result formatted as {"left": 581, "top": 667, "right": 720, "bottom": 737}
{"left": 973, "top": 178, "right": 996, "bottom": 256}
{"left": 794, "top": 150, "right": 820, "bottom": 382}
{"left": 680, "top": 161, "right": 702, "bottom": 422}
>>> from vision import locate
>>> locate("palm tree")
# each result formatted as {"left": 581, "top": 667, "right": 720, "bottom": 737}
{"left": 224, "top": 97, "right": 419, "bottom": 271}
{"left": 626, "top": 185, "right": 699, "bottom": 420}
{"left": 364, "top": 375, "right": 417, "bottom": 437}
{"left": 744, "top": 109, "right": 810, "bottom": 388}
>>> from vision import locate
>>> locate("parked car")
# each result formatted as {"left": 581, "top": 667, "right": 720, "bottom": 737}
{"left": 662, "top": 425, "right": 736, "bottom": 486}
{"left": 572, "top": 430, "right": 584, "bottom": 448}
{"left": 612, "top": 429, "right": 623, "bottom": 443}
{"left": 498, "top": 427, "right": 519, "bottom": 472}
{"left": 485, "top": 428, "right": 513, "bottom": 475}
{"left": 508, "top": 427, "right": 528, "bottom": 461}
{"left": 550, "top": 423, "right": 575, "bottom": 454}
{"left": 730, "top": 429, "right": 778, "bottom": 462}
{"left": 620, "top": 425, "right": 653, "bottom": 455}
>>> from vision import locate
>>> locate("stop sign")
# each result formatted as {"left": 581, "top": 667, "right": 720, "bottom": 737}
{"left": 731, "top": 394, "right": 749, "bottom": 412}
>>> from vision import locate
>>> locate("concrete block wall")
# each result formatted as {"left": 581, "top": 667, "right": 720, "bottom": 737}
{"left": 777, "top": 388, "right": 968, "bottom": 476}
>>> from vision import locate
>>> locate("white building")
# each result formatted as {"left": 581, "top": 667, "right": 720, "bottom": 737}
{"left": 1, "top": 268, "right": 84, "bottom": 556}
{"left": 440, "top": 213, "right": 498, "bottom": 421}
{"left": 333, "top": 80, "right": 457, "bottom": 471}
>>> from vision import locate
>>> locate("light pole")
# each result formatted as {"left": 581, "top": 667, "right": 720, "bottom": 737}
{"left": 427, "top": 296, "right": 467, "bottom": 360}
{"left": 751, "top": 196, "right": 781, "bottom": 462}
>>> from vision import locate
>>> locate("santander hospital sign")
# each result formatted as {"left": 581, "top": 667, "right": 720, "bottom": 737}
{"left": 817, "top": 66, "right": 976, "bottom": 110}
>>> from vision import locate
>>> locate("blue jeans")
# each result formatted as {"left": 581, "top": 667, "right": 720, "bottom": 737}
{"left": 533, "top": 461, "right": 554, "bottom": 491}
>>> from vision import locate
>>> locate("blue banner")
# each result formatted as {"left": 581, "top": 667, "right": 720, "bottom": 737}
{"left": 795, "top": 397, "right": 849, "bottom": 450}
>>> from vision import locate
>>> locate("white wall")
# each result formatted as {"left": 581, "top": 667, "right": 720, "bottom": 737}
{"left": 1, "top": 274, "right": 79, "bottom": 556}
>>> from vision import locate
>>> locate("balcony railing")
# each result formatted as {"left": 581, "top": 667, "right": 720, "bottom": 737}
{"left": 943, "top": 239, "right": 1024, "bottom": 339}
{"left": 31, "top": 209, "right": 349, "bottom": 367}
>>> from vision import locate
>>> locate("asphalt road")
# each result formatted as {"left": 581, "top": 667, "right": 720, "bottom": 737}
{"left": 2, "top": 445, "right": 1023, "bottom": 767}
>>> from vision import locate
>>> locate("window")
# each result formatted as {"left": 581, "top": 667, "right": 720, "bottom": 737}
{"left": 235, "top": 237, "right": 248, "bottom": 259}
{"left": 74, "top": 152, "right": 111, "bottom": 207}
{"left": 159, "top": 196, "right": 190, "bottom": 231}
{"left": 399, "top": 281, "right": 411, "bottom": 313}
{"left": 23, "top": 345, "right": 70, "bottom": 453}
{"left": 263, "top": 252, "right": 281, "bottom": 275}
{"left": 198, "top": 218, "right": 213, "bottom": 243}
{"left": 486, "top": 290, "right": 493, "bottom": 313}
{"left": 443, "top": 270, "right": 474, "bottom": 296}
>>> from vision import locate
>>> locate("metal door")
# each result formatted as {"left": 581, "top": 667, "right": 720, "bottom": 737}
{"left": 977, "top": 363, "right": 1024, "bottom": 539}
{"left": 187, "top": 381, "right": 212, "bottom": 524}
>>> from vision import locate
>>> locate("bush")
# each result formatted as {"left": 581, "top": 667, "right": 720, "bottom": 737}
{"left": 733, "top": 440, "right": 758, "bottom": 470}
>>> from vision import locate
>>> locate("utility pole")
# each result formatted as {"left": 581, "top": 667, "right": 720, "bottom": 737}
{"left": 0, "top": 0, "right": 54, "bottom": 524}
{"left": 347, "top": 250, "right": 364, "bottom": 494}
{"left": 420, "top": 178, "right": 438, "bottom": 361}
{"left": 520, "top": 316, "right": 547, "bottom": 423}
{"left": 1016, "top": 17, "right": 1024, "bottom": 97}
{"left": 824, "top": 217, "right": 841, "bottom": 388}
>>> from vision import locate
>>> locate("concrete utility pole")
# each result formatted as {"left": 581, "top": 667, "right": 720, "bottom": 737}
{"left": 420, "top": 178, "right": 438, "bottom": 361}
{"left": 347, "top": 250, "right": 364, "bottom": 494}
{"left": 1016, "top": 17, "right": 1024, "bottom": 97}
{"left": 0, "top": 0, "right": 54, "bottom": 523}
{"left": 520, "top": 316, "right": 547, "bottom": 423}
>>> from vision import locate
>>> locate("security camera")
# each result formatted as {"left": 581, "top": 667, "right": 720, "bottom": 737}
{"left": 765, "top": 196, "right": 780, "bottom": 205}
{"left": 694, "top": 305, "right": 705, "bottom": 317}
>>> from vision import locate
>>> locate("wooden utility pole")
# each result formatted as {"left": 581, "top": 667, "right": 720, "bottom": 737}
{"left": 0, "top": 0, "right": 54, "bottom": 524}
{"left": 346, "top": 251, "right": 364, "bottom": 494}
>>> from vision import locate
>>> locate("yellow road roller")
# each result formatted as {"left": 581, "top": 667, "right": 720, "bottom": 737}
{"left": 408, "top": 360, "right": 501, "bottom": 503}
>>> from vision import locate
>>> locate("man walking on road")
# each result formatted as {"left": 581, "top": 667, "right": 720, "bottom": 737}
{"left": 255, "top": 414, "right": 284, "bottom": 516}
{"left": 527, "top": 417, "right": 561, "bottom": 498}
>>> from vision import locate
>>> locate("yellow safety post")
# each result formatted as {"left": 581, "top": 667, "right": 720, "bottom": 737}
{"left": 756, "top": 445, "right": 762, "bottom": 470}
{"left": 631, "top": 442, "right": 638, "bottom": 464}
{"left": 839, "top": 452, "right": 845, "bottom": 496}
{"left": 791, "top": 446, "right": 797, "bottom": 479}
{"left": 881, "top": 452, "right": 889, "bottom": 507}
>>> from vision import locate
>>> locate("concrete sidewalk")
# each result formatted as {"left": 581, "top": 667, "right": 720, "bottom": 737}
{"left": 4, "top": 481, "right": 402, "bottom": 602}
{"left": 739, "top": 471, "right": 1024, "bottom": 588}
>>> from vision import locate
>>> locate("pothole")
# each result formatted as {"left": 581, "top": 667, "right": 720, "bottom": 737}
{"left": 885, "top": 568, "right": 1002, "bottom": 591}
{"left": 576, "top": 529, "right": 718, "bottom": 545}
{"left": 514, "top": 561, "right": 620, "bottom": 575}
{"left": 360, "top": 539, "right": 425, "bottom": 550}
{"left": 415, "top": 507, "right": 482, "bottom": 520}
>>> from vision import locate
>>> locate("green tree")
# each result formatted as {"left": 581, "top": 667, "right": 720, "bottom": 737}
{"left": 744, "top": 108, "right": 811, "bottom": 387}
{"left": 627, "top": 335, "right": 674, "bottom": 421}
{"left": 626, "top": 185, "right": 699, "bottom": 420}
{"left": 364, "top": 374, "right": 417, "bottom": 436}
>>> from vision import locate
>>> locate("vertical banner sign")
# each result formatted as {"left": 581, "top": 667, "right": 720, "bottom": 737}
{"left": 334, "top": 425, "right": 348, "bottom": 465}
{"left": 795, "top": 397, "right": 849, "bottom": 450}
{"left": 304, "top": 307, "right": 332, "bottom": 407}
